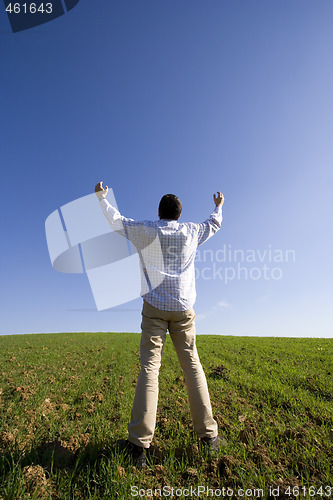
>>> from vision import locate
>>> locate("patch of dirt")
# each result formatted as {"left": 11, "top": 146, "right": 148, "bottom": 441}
{"left": 40, "top": 397, "right": 56, "bottom": 417}
{"left": 239, "top": 424, "right": 258, "bottom": 444}
{"left": 0, "top": 431, "right": 15, "bottom": 451}
{"left": 182, "top": 467, "right": 197, "bottom": 480}
{"left": 153, "top": 464, "right": 168, "bottom": 480}
{"left": 15, "top": 386, "right": 35, "bottom": 401}
{"left": 174, "top": 444, "right": 201, "bottom": 462}
{"left": 117, "top": 465, "right": 126, "bottom": 477}
{"left": 205, "top": 455, "right": 237, "bottom": 485}
{"left": 22, "top": 465, "right": 53, "bottom": 498}
{"left": 210, "top": 365, "right": 230, "bottom": 381}
{"left": 157, "top": 417, "right": 169, "bottom": 430}
{"left": 16, "top": 413, "right": 38, "bottom": 452}
{"left": 251, "top": 444, "right": 274, "bottom": 468}
{"left": 61, "top": 432, "right": 91, "bottom": 453}
{"left": 58, "top": 403, "right": 70, "bottom": 412}
{"left": 280, "top": 426, "right": 309, "bottom": 444}
{"left": 76, "top": 392, "right": 104, "bottom": 403}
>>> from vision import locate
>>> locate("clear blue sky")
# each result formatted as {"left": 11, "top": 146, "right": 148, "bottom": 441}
{"left": 1, "top": 0, "right": 332, "bottom": 337}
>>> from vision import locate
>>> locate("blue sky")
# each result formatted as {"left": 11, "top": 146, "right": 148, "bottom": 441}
{"left": 1, "top": 0, "right": 332, "bottom": 337}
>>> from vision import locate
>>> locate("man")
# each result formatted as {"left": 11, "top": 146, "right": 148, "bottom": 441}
{"left": 95, "top": 182, "right": 224, "bottom": 468}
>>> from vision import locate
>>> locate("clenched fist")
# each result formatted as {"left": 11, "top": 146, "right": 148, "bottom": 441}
{"left": 213, "top": 192, "right": 224, "bottom": 207}
{"left": 95, "top": 181, "right": 108, "bottom": 200}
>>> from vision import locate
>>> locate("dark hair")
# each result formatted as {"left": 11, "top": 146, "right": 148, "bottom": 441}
{"left": 158, "top": 194, "right": 182, "bottom": 221}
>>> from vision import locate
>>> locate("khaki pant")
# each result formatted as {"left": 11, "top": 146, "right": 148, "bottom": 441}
{"left": 127, "top": 300, "right": 218, "bottom": 448}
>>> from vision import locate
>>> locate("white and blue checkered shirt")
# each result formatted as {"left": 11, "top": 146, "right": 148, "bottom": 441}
{"left": 100, "top": 199, "right": 222, "bottom": 311}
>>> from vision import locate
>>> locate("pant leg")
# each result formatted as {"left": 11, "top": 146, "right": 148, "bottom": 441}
{"left": 127, "top": 301, "right": 168, "bottom": 448}
{"left": 168, "top": 308, "right": 218, "bottom": 439}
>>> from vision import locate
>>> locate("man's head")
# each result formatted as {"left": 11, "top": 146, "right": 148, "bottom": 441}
{"left": 158, "top": 194, "right": 182, "bottom": 221}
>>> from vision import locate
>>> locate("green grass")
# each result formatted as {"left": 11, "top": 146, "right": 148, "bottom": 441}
{"left": 0, "top": 333, "right": 332, "bottom": 499}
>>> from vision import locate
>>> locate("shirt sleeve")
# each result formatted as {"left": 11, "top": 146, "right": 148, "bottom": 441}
{"left": 99, "top": 198, "right": 128, "bottom": 236}
{"left": 99, "top": 198, "right": 147, "bottom": 246}
{"left": 197, "top": 205, "right": 223, "bottom": 246}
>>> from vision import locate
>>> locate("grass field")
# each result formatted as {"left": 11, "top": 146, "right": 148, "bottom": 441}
{"left": 0, "top": 332, "right": 332, "bottom": 499}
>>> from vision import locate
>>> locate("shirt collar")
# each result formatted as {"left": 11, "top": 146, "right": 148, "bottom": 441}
{"left": 157, "top": 219, "right": 178, "bottom": 226}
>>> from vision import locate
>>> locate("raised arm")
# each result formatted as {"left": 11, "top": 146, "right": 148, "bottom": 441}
{"left": 95, "top": 181, "right": 148, "bottom": 247}
{"left": 197, "top": 191, "right": 224, "bottom": 246}
{"left": 94, "top": 181, "right": 127, "bottom": 235}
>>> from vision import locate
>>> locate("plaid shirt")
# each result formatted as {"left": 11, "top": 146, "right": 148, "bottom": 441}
{"left": 100, "top": 198, "right": 222, "bottom": 311}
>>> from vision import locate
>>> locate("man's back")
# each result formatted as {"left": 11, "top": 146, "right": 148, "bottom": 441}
{"left": 99, "top": 198, "right": 222, "bottom": 311}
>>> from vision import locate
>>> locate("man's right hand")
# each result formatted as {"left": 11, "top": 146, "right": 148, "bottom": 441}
{"left": 213, "top": 192, "right": 224, "bottom": 207}
{"left": 95, "top": 181, "right": 108, "bottom": 200}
